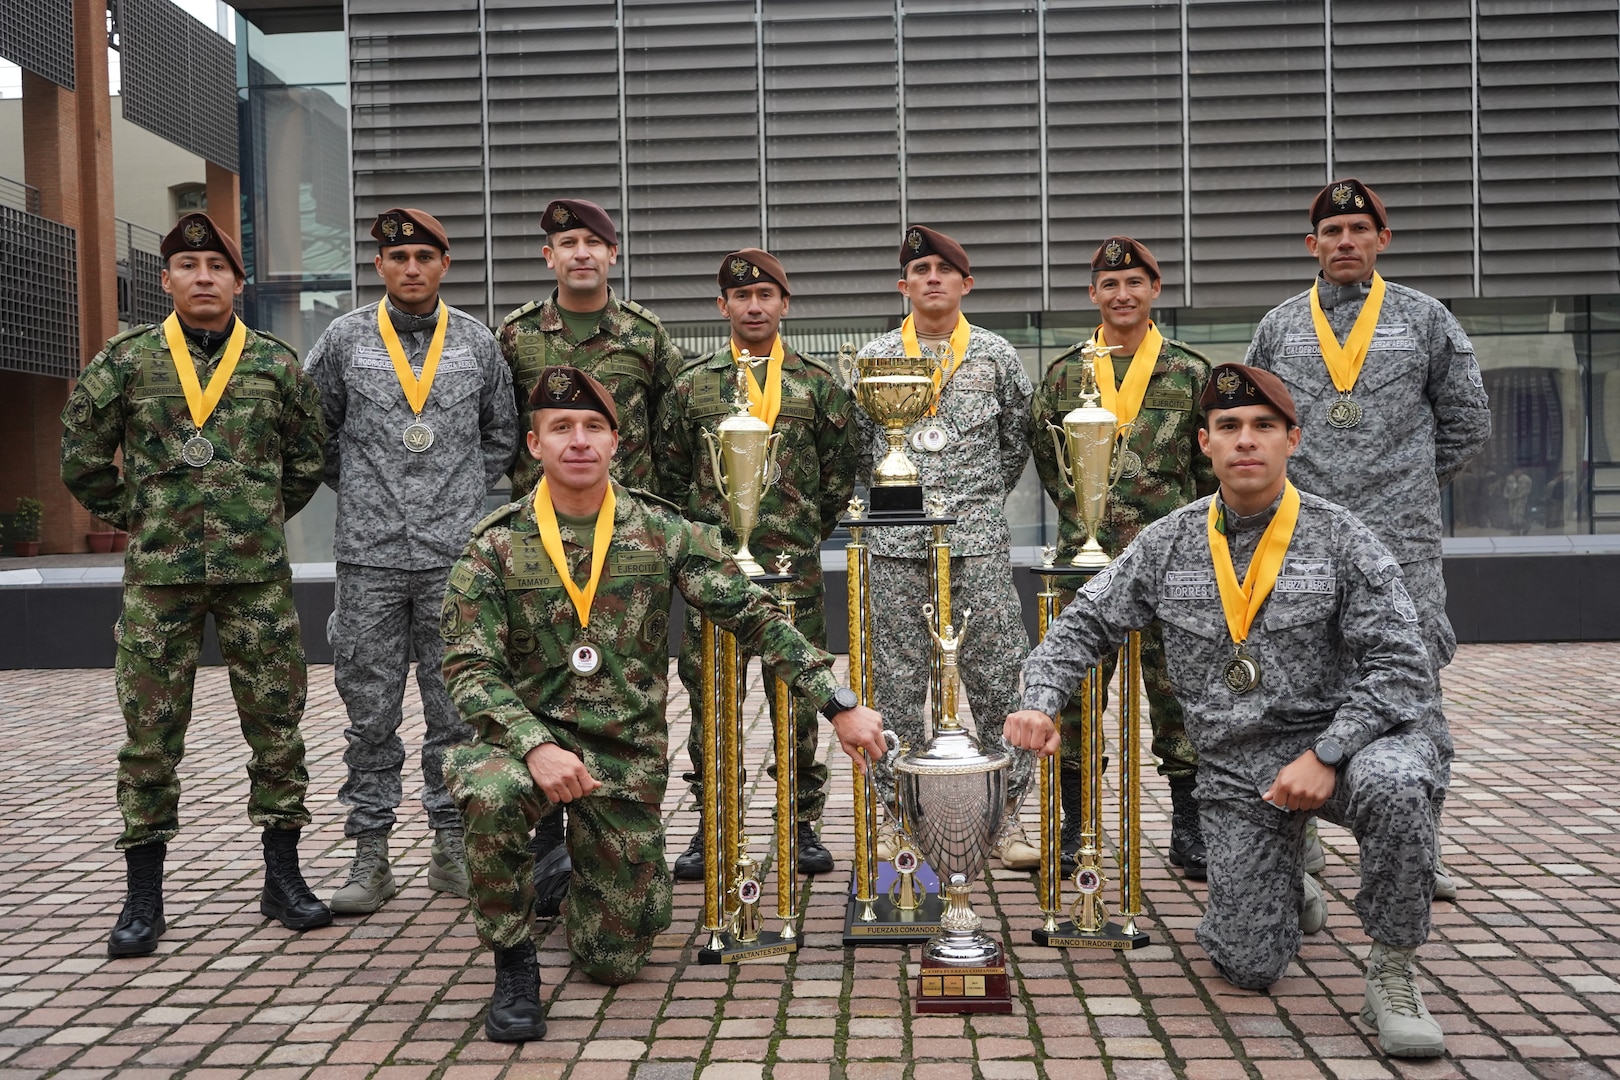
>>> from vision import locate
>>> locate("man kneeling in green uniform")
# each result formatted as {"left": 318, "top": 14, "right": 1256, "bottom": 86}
{"left": 441, "top": 365, "right": 887, "bottom": 1042}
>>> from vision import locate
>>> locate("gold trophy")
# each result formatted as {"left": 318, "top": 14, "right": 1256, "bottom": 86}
{"left": 1046, "top": 341, "right": 1128, "bottom": 568}
{"left": 838, "top": 343, "right": 947, "bottom": 515}
{"left": 703, "top": 350, "right": 783, "bottom": 576}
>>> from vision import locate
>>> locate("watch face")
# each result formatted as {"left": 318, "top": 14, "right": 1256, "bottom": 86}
{"left": 1316, "top": 739, "right": 1342, "bottom": 766}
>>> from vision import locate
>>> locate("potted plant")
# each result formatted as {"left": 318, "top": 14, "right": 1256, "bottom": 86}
{"left": 11, "top": 497, "right": 43, "bottom": 557}
{"left": 87, "top": 516, "right": 119, "bottom": 553}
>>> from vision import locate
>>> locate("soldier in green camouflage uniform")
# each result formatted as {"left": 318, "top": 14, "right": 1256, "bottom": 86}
{"left": 655, "top": 249, "right": 857, "bottom": 880}
{"left": 1030, "top": 237, "right": 1216, "bottom": 879}
{"left": 442, "top": 365, "right": 884, "bottom": 1043}
{"left": 496, "top": 198, "right": 686, "bottom": 498}
{"left": 59, "top": 213, "right": 332, "bottom": 959}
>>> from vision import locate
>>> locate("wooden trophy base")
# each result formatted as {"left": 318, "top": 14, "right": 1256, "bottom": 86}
{"left": 1031, "top": 918, "right": 1150, "bottom": 951}
{"left": 916, "top": 941, "right": 1013, "bottom": 1014}
{"left": 698, "top": 929, "right": 797, "bottom": 965}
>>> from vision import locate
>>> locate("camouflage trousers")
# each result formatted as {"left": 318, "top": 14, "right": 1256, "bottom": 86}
{"left": 113, "top": 580, "right": 310, "bottom": 849}
{"left": 1052, "top": 614, "right": 1199, "bottom": 780}
{"left": 677, "top": 593, "right": 829, "bottom": 822}
{"left": 868, "top": 553, "right": 1034, "bottom": 813}
{"left": 332, "top": 562, "right": 474, "bottom": 836}
{"left": 1198, "top": 728, "right": 1440, "bottom": 990}
{"left": 445, "top": 740, "right": 673, "bottom": 986}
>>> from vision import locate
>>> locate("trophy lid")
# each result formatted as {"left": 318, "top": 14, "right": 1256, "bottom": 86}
{"left": 894, "top": 723, "right": 1008, "bottom": 777}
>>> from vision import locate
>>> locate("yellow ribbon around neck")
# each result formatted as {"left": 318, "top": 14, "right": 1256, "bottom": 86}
{"left": 163, "top": 312, "right": 248, "bottom": 432}
{"left": 1206, "top": 481, "right": 1302, "bottom": 647}
{"left": 900, "top": 313, "right": 971, "bottom": 417}
{"left": 377, "top": 300, "right": 448, "bottom": 417}
{"left": 1309, "top": 271, "right": 1386, "bottom": 395}
{"left": 533, "top": 477, "right": 616, "bottom": 631}
{"left": 1093, "top": 321, "right": 1164, "bottom": 432}
{"left": 731, "top": 335, "right": 785, "bottom": 429}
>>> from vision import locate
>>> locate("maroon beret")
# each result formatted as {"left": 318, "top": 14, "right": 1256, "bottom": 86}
{"left": 899, "top": 224, "right": 970, "bottom": 276}
{"left": 371, "top": 207, "right": 449, "bottom": 251}
{"left": 718, "top": 248, "right": 791, "bottom": 296}
{"left": 1091, "top": 235, "right": 1160, "bottom": 281}
{"left": 543, "top": 198, "right": 619, "bottom": 246}
{"left": 1310, "top": 178, "right": 1388, "bottom": 231}
{"left": 1200, "top": 364, "right": 1299, "bottom": 428}
{"left": 528, "top": 365, "right": 619, "bottom": 429}
{"left": 160, "top": 213, "right": 244, "bottom": 279}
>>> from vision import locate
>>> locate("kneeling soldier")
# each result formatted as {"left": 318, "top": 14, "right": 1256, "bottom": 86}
{"left": 1006, "top": 364, "right": 1448, "bottom": 1059}
{"left": 441, "top": 366, "right": 886, "bottom": 1042}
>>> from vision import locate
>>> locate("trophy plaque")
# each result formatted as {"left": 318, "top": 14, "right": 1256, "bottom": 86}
{"left": 702, "top": 350, "right": 783, "bottom": 577}
{"left": 891, "top": 605, "right": 1020, "bottom": 1014}
{"left": 838, "top": 344, "right": 945, "bottom": 516}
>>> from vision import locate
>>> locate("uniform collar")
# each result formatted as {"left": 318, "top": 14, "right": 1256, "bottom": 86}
{"left": 1314, "top": 274, "right": 1375, "bottom": 311}
{"left": 383, "top": 297, "right": 441, "bottom": 336}
{"left": 177, "top": 314, "right": 239, "bottom": 357}
{"left": 1216, "top": 489, "right": 1285, "bottom": 535}
{"left": 540, "top": 287, "right": 621, "bottom": 334}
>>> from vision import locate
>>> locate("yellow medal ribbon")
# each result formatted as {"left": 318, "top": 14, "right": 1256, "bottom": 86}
{"left": 1206, "top": 481, "right": 1302, "bottom": 647}
{"left": 533, "top": 477, "right": 616, "bottom": 631}
{"left": 900, "top": 313, "right": 971, "bottom": 417}
{"left": 731, "top": 335, "right": 785, "bottom": 429}
{"left": 162, "top": 312, "right": 248, "bottom": 431}
{"left": 1093, "top": 321, "right": 1163, "bottom": 432}
{"left": 1309, "top": 271, "right": 1386, "bottom": 395}
{"left": 377, "top": 300, "right": 449, "bottom": 417}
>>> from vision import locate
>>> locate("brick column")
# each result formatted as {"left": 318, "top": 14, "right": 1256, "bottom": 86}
{"left": 206, "top": 160, "right": 241, "bottom": 243}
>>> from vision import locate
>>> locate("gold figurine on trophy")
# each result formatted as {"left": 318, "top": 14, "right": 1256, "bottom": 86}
{"left": 703, "top": 350, "right": 783, "bottom": 576}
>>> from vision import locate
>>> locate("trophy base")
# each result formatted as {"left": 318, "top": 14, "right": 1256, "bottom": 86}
{"left": 842, "top": 861, "right": 945, "bottom": 944}
{"left": 916, "top": 942, "right": 1013, "bottom": 1015}
{"left": 867, "top": 484, "right": 924, "bottom": 516}
{"left": 1031, "top": 919, "right": 1150, "bottom": 951}
{"left": 697, "top": 928, "right": 798, "bottom": 965}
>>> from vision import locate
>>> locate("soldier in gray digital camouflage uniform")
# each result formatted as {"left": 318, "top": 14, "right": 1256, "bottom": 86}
{"left": 440, "top": 365, "right": 886, "bottom": 1043}
{"left": 304, "top": 208, "right": 517, "bottom": 913}
{"left": 1245, "top": 179, "right": 1490, "bottom": 897}
{"left": 855, "top": 225, "right": 1039, "bottom": 869}
{"left": 60, "top": 213, "right": 331, "bottom": 957}
{"left": 1007, "top": 364, "right": 1448, "bottom": 1059}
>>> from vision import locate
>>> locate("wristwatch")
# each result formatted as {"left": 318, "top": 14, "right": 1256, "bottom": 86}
{"left": 1312, "top": 736, "right": 1345, "bottom": 768}
{"left": 819, "top": 687, "right": 859, "bottom": 722}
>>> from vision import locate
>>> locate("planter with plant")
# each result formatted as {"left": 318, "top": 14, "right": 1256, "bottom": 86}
{"left": 11, "top": 497, "right": 43, "bottom": 557}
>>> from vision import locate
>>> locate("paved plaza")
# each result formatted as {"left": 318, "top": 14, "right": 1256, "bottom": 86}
{"left": 1, "top": 642, "right": 1617, "bottom": 1080}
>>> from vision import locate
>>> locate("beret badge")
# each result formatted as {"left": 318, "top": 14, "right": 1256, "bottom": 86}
{"left": 545, "top": 368, "right": 576, "bottom": 401}
{"left": 729, "top": 257, "right": 750, "bottom": 282}
{"left": 379, "top": 216, "right": 399, "bottom": 241}
{"left": 907, "top": 228, "right": 924, "bottom": 252}
{"left": 551, "top": 206, "right": 574, "bottom": 228}
{"left": 183, "top": 219, "right": 210, "bottom": 247}
{"left": 401, "top": 221, "right": 416, "bottom": 237}
{"left": 1215, "top": 369, "right": 1242, "bottom": 396}
{"left": 1104, "top": 240, "right": 1123, "bottom": 267}
{"left": 1332, "top": 182, "right": 1355, "bottom": 208}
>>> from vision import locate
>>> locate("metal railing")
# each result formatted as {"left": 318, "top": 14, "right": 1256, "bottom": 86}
{"left": 0, "top": 176, "right": 41, "bottom": 216}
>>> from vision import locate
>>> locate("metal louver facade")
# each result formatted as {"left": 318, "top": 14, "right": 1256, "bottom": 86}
{"left": 0, "top": 0, "right": 76, "bottom": 90}
{"left": 120, "top": 0, "right": 241, "bottom": 171}
{"left": 347, "top": 1, "right": 1620, "bottom": 325}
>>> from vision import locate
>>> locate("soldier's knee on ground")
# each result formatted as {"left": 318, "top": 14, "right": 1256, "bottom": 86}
{"left": 571, "top": 929, "right": 657, "bottom": 986}
{"left": 1201, "top": 931, "right": 1294, "bottom": 992}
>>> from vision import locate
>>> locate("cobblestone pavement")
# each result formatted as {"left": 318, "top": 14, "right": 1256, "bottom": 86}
{"left": 1, "top": 643, "right": 1617, "bottom": 1080}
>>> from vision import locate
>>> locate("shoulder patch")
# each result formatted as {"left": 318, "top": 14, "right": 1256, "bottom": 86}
{"left": 471, "top": 500, "right": 525, "bottom": 537}
{"left": 446, "top": 561, "right": 483, "bottom": 599}
{"left": 616, "top": 297, "right": 664, "bottom": 329}
{"left": 500, "top": 299, "right": 543, "bottom": 327}
{"left": 78, "top": 364, "right": 119, "bottom": 408}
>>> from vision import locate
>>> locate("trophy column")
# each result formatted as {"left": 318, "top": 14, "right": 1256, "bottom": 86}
{"left": 697, "top": 563, "right": 802, "bottom": 965}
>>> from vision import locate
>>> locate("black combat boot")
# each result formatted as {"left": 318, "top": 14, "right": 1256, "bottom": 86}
{"left": 486, "top": 939, "right": 547, "bottom": 1042}
{"left": 108, "top": 843, "right": 166, "bottom": 957}
{"left": 529, "top": 820, "right": 572, "bottom": 919}
{"left": 672, "top": 831, "right": 706, "bottom": 882}
{"left": 1166, "top": 775, "right": 1207, "bottom": 880}
{"left": 796, "top": 821, "right": 834, "bottom": 875}
{"left": 1058, "top": 768, "right": 1085, "bottom": 876}
{"left": 260, "top": 828, "right": 333, "bottom": 931}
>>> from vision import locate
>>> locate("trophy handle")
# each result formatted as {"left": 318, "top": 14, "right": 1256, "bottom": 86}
{"left": 701, "top": 428, "right": 731, "bottom": 501}
{"left": 1107, "top": 426, "right": 1132, "bottom": 488}
{"left": 761, "top": 431, "right": 784, "bottom": 495}
{"left": 1046, "top": 420, "right": 1073, "bottom": 490}
{"left": 837, "top": 342, "right": 859, "bottom": 391}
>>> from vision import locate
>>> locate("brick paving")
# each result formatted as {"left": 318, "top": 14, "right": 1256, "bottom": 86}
{"left": 1, "top": 642, "right": 1617, "bottom": 1079}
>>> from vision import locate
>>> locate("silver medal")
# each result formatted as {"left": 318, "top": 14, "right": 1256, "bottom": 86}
{"left": 1222, "top": 649, "right": 1261, "bottom": 694}
{"left": 403, "top": 420, "right": 435, "bottom": 453}
{"left": 570, "top": 642, "right": 603, "bottom": 676}
{"left": 1327, "top": 396, "right": 1363, "bottom": 430}
{"left": 1118, "top": 449, "right": 1143, "bottom": 479}
{"left": 181, "top": 435, "right": 214, "bottom": 467}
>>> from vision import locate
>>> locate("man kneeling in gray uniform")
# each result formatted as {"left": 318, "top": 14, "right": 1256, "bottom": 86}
{"left": 1005, "top": 364, "right": 1446, "bottom": 1058}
